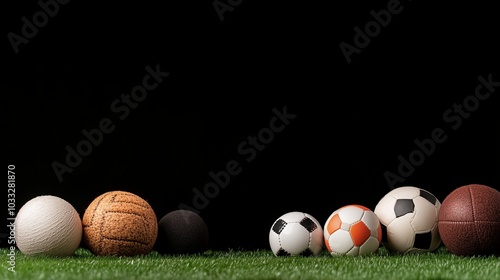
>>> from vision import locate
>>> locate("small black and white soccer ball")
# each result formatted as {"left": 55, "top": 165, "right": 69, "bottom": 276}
{"left": 268, "top": 211, "right": 323, "bottom": 256}
{"left": 374, "top": 186, "right": 441, "bottom": 253}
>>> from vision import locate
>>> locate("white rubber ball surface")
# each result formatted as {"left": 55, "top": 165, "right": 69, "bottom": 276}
{"left": 15, "top": 195, "right": 82, "bottom": 256}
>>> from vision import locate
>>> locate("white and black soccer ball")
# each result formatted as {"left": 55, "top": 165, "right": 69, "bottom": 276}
{"left": 269, "top": 211, "right": 323, "bottom": 256}
{"left": 374, "top": 186, "right": 441, "bottom": 253}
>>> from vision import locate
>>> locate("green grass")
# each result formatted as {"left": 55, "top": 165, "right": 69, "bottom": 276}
{"left": 1, "top": 247, "right": 498, "bottom": 280}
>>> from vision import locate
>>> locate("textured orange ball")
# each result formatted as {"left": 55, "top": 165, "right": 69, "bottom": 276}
{"left": 82, "top": 191, "right": 158, "bottom": 256}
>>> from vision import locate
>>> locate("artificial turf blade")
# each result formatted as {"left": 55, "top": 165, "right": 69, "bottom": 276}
{"left": 1, "top": 247, "right": 498, "bottom": 280}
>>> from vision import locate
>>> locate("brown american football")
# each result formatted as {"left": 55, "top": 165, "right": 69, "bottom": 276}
{"left": 438, "top": 184, "right": 500, "bottom": 256}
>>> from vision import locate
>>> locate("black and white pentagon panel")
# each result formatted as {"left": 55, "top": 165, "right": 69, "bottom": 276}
{"left": 272, "top": 218, "right": 287, "bottom": 235}
{"left": 391, "top": 187, "right": 440, "bottom": 219}
{"left": 419, "top": 189, "right": 437, "bottom": 205}
{"left": 413, "top": 231, "right": 434, "bottom": 251}
{"left": 300, "top": 216, "right": 318, "bottom": 233}
{"left": 394, "top": 199, "right": 414, "bottom": 218}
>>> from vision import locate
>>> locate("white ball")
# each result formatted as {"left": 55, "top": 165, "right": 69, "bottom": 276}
{"left": 15, "top": 195, "right": 82, "bottom": 256}
{"left": 374, "top": 186, "right": 441, "bottom": 253}
{"left": 269, "top": 211, "right": 323, "bottom": 256}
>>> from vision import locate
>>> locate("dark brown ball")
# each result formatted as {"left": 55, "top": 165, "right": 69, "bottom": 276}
{"left": 155, "top": 210, "right": 208, "bottom": 254}
{"left": 438, "top": 184, "right": 500, "bottom": 256}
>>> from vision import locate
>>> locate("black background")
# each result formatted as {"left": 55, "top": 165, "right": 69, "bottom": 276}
{"left": 2, "top": 0, "right": 499, "bottom": 251}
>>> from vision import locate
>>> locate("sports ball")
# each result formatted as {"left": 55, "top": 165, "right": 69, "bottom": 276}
{"left": 156, "top": 210, "right": 209, "bottom": 254}
{"left": 324, "top": 205, "right": 382, "bottom": 256}
{"left": 374, "top": 186, "right": 441, "bottom": 253}
{"left": 82, "top": 190, "right": 158, "bottom": 256}
{"left": 269, "top": 211, "right": 323, "bottom": 256}
{"left": 438, "top": 184, "right": 500, "bottom": 256}
{"left": 15, "top": 195, "right": 82, "bottom": 256}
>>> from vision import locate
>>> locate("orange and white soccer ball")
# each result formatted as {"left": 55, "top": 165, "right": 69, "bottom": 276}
{"left": 324, "top": 205, "right": 382, "bottom": 256}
